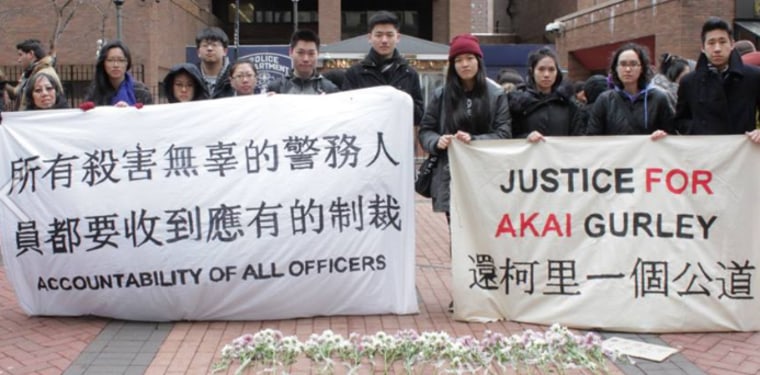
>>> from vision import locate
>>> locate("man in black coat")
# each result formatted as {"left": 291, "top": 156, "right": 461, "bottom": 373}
{"left": 675, "top": 17, "right": 760, "bottom": 143}
{"left": 342, "top": 11, "right": 424, "bottom": 125}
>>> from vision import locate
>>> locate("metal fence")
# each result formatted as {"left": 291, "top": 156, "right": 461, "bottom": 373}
{"left": 1, "top": 64, "right": 161, "bottom": 110}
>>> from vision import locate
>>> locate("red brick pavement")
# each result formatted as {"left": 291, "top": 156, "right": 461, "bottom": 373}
{"left": 0, "top": 200, "right": 758, "bottom": 374}
{"left": 0, "top": 271, "right": 107, "bottom": 375}
{"left": 661, "top": 332, "right": 760, "bottom": 374}
{"left": 144, "top": 202, "right": 622, "bottom": 375}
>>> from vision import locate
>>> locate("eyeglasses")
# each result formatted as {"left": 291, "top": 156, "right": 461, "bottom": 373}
{"left": 106, "top": 58, "right": 128, "bottom": 65}
{"left": 200, "top": 41, "right": 223, "bottom": 49}
{"left": 232, "top": 73, "right": 255, "bottom": 80}
{"left": 618, "top": 61, "right": 641, "bottom": 68}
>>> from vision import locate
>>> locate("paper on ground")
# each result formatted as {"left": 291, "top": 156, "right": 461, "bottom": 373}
{"left": 602, "top": 337, "right": 679, "bottom": 362}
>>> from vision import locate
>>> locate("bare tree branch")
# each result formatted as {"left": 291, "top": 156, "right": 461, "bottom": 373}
{"left": 49, "top": 0, "right": 86, "bottom": 56}
{"left": 90, "top": 0, "right": 113, "bottom": 47}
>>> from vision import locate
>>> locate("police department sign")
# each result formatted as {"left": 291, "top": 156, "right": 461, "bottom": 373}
{"left": 240, "top": 52, "right": 291, "bottom": 92}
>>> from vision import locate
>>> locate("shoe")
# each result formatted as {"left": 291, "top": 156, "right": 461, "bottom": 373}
{"left": 448, "top": 301, "right": 454, "bottom": 313}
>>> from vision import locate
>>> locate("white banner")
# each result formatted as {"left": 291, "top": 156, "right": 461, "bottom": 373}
{"left": 449, "top": 136, "right": 760, "bottom": 332}
{"left": 0, "top": 87, "right": 418, "bottom": 321}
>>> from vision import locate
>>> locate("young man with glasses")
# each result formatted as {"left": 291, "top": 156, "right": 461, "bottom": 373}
{"left": 267, "top": 29, "right": 339, "bottom": 95}
{"left": 195, "top": 27, "right": 234, "bottom": 99}
{"left": 675, "top": 17, "right": 760, "bottom": 143}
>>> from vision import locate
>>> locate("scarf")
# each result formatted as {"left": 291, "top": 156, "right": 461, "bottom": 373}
{"left": 111, "top": 72, "right": 138, "bottom": 106}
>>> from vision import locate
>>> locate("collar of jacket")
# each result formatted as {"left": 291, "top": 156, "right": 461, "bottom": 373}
{"left": 509, "top": 84, "right": 567, "bottom": 113}
{"left": 25, "top": 55, "right": 55, "bottom": 77}
{"left": 361, "top": 48, "right": 406, "bottom": 68}
{"left": 287, "top": 69, "right": 321, "bottom": 82}
{"left": 613, "top": 84, "right": 652, "bottom": 102}
{"left": 695, "top": 49, "right": 745, "bottom": 78}
{"left": 523, "top": 83, "right": 572, "bottom": 101}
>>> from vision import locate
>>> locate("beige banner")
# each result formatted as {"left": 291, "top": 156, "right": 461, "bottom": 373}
{"left": 449, "top": 135, "right": 760, "bottom": 332}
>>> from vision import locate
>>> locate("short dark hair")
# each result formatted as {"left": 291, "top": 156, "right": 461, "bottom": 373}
{"left": 609, "top": 42, "right": 653, "bottom": 91}
{"left": 573, "top": 80, "right": 585, "bottom": 94}
{"left": 290, "top": 29, "right": 320, "bottom": 49}
{"left": 701, "top": 17, "right": 732, "bottom": 44}
{"left": 16, "top": 39, "right": 45, "bottom": 60}
{"left": 659, "top": 53, "right": 690, "bottom": 82}
{"left": 195, "top": 27, "right": 229, "bottom": 48}
{"left": 583, "top": 74, "right": 609, "bottom": 104}
{"left": 368, "top": 11, "right": 399, "bottom": 32}
{"left": 496, "top": 68, "right": 524, "bottom": 85}
{"left": 734, "top": 40, "right": 756, "bottom": 55}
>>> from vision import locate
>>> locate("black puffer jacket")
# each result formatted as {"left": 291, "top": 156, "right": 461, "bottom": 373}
{"left": 342, "top": 49, "right": 424, "bottom": 124}
{"left": 418, "top": 84, "right": 512, "bottom": 213}
{"left": 267, "top": 71, "right": 339, "bottom": 95}
{"left": 163, "top": 63, "right": 209, "bottom": 103}
{"left": 675, "top": 49, "right": 760, "bottom": 135}
{"left": 586, "top": 87, "right": 674, "bottom": 135}
{"left": 507, "top": 83, "right": 583, "bottom": 137}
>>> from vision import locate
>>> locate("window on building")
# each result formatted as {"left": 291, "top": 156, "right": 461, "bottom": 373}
{"left": 341, "top": 10, "right": 419, "bottom": 39}
{"left": 227, "top": 1, "right": 316, "bottom": 25}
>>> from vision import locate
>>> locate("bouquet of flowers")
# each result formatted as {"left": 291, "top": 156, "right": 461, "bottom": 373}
{"left": 213, "top": 324, "right": 628, "bottom": 374}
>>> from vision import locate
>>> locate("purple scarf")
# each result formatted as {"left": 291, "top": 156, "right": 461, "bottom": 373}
{"left": 111, "top": 72, "right": 138, "bottom": 106}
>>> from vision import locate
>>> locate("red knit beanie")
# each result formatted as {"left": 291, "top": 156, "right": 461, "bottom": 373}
{"left": 449, "top": 34, "right": 483, "bottom": 59}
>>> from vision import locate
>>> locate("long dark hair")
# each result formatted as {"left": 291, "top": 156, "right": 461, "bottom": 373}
{"left": 24, "top": 72, "right": 68, "bottom": 110}
{"left": 87, "top": 40, "right": 133, "bottom": 104}
{"left": 443, "top": 55, "right": 491, "bottom": 134}
{"left": 609, "top": 43, "right": 653, "bottom": 91}
{"left": 526, "top": 47, "right": 563, "bottom": 92}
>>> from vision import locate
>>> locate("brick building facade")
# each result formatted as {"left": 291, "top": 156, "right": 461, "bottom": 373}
{"left": 0, "top": 0, "right": 216, "bottom": 103}
{"left": 492, "top": 0, "right": 579, "bottom": 42}
{"left": 551, "top": 0, "right": 737, "bottom": 81}
{"left": 13, "top": 1, "right": 745, "bottom": 104}
{"left": 0, "top": 0, "right": 483, "bottom": 106}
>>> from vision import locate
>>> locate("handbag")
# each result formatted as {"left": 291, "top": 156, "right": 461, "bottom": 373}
{"left": 414, "top": 154, "right": 438, "bottom": 198}
{"left": 415, "top": 90, "right": 444, "bottom": 198}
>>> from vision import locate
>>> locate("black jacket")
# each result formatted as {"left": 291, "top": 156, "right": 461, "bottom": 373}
{"left": 267, "top": 71, "right": 339, "bottom": 95}
{"left": 163, "top": 63, "right": 209, "bottom": 103}
{"left": 342, "top": 49, "right": 424, "bottom": 124}
{"left": 507, "top": 83, "right": 583, "bottom": 137}
{"left": 418, "top": 83, "right": 512, "bottom": 212}
{"left": 586, "top": 86, "right": 674, "bottom": 135}
{"left": 196, "top": 61, "right": 234, "bottom": 99}
{"left": 675, "top": 49, "right": 760, "bottom": 135}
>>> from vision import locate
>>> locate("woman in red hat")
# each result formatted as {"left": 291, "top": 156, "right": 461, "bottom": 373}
{"left": 417, "top": 34, "right": 512, "bottom": 311}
